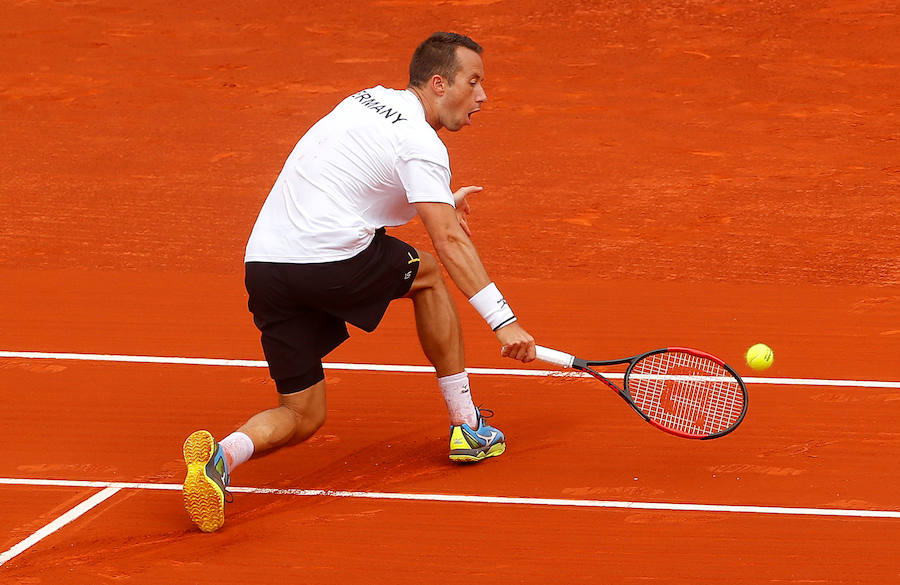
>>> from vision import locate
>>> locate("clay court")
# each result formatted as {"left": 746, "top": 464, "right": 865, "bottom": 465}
{"left": 2, "top": 1, "right": 899, "bottom": 583}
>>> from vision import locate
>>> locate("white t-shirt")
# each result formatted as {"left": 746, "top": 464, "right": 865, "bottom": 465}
{"left": 245, "top": 86, "right": 455, "bottom": 263}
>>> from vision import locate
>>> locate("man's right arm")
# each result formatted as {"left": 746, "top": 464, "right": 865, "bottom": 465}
{"left": 414, "top": 199, "right": 535, "bottom": 362}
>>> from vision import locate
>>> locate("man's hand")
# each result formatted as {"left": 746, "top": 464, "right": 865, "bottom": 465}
{"left": 452, "top": 185, "right": 482, "bottom": 237}
{"left": 495, "top": 322, "right": 536, "bottom": 362}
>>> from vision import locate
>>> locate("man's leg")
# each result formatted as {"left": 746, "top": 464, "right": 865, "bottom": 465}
{"left": 404, "top": 249, "right": 465, "bottom": 378}
{"left": 404, "top": 250, "right": 505, "bottom": 461}
{"left": 183, "top": 380, "right": 327, "bottom": 532}
{"left": 234, "top": 379, "right": 328, "bottom": 456}
{"left": 404, "top": 250, "right": 475, "bottom": 425}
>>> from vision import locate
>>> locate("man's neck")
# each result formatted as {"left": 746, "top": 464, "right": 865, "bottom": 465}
{"left": 407, "top": 85, "right": 441, "bottom": 131}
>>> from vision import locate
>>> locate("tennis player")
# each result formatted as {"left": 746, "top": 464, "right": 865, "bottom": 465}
{"left": 182, "top": 32, "right": 536, "bottom": 532}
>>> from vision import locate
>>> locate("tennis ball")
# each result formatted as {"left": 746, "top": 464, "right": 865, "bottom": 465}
{"left": 746, "top": 343, "right": 774, "bottom": 370}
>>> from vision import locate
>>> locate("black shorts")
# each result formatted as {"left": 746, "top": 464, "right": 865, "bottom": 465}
{"left": 244, "top": 229, "right": 420, "bottom": 394}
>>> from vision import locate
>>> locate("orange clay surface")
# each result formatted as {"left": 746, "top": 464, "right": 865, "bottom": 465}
{"left": 1, "top": 1, "right": 899, "bottom": 583}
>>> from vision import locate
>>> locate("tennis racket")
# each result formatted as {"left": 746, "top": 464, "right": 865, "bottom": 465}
{"left": 536, "top": 345, "right": 747, "bottom": 439}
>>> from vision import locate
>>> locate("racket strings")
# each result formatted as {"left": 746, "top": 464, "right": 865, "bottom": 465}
{"left": 627, "top": 352, "right": 744, "bottom": 436}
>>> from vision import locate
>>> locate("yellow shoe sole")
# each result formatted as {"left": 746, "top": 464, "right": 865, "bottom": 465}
{"left": 182, "top": 430, "right": 226, "bottom": 533}
{"left": 449, "top": 441, "right": 506, "bottom": 463}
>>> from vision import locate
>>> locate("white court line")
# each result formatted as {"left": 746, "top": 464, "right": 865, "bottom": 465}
{"left": 1, "top": 477, "right": 899, "bottom": 520}
{"left": 1, "top": 350, "right": 899, "bottom": 389}
{"left": 0, "top": 486, "right": 121, "bottom": 567}
{"left": 2, "top": 355, "right": 897, "bottom": 566}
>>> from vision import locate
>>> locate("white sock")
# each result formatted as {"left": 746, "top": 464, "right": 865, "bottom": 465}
{"left": 220, "top": 431, "right": 255, "bottom": 472}
{"left": 438, "top": 371, "right": 477, "bottom": 427}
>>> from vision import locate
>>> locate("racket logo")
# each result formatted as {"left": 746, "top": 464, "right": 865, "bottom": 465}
{"left": 658, "top": 366, "right": 711, "bottom": 431}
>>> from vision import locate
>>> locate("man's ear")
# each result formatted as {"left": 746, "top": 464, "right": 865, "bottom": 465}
{"left": 429, "top": 74, "right": 446, "bottom": 97}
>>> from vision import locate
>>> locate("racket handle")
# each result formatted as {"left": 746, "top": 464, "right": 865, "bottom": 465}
{"left": 535, "top": 345, "right": 575, "bottom": 368}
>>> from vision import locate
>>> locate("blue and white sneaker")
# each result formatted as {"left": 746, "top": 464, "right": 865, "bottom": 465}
{"left": 182, "top": 430, "right": 232, "bottom": 532}
{"left": 449, "top": 408, "right": 506, "bottom": 462}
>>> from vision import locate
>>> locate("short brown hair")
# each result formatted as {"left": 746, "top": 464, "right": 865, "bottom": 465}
{"left": 408, "top": 32, "right": 483, "bottom": 88}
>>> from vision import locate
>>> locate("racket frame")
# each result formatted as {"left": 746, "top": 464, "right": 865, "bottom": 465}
{"left": 538, "top": 345, "right": 748, "bottom": 440}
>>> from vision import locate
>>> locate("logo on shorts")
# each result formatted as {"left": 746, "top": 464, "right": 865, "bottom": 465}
{"left": 404, "top": 271, "right": 413, "bottom": 280}
{"left": 407, "top": 252, "right": 420, "bottom": 265}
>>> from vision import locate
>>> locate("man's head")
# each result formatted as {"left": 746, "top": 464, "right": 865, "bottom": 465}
{"left": 408, "top": 32, "right": 487, "bottom": 132}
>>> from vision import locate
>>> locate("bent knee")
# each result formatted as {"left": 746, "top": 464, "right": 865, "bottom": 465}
{"left": 304, "top": 407, "right": 327, "bottom": 432}
{"left": 282, "top": 397, "right": 327, "bottom": 429}
{"left": 407, "top": 250, "right": 444, "bottom": 295}
{"left": 279, "top": 401, "right": 327, "bottom": 447}
{"left": 278, "top": 381, "right": 327, "bottom": 435}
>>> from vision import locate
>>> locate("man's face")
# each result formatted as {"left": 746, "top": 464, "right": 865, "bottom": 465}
{"left": 436, "top": 47, "right": 487, "bottom": 132}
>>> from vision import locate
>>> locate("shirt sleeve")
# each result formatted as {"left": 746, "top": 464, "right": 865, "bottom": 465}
{"left": 397, "top": 156, "right": 455, "bottom": 206}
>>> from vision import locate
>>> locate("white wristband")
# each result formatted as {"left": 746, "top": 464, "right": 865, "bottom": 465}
{"left": 468, "top": 282, "right": 517, "bottom": 331}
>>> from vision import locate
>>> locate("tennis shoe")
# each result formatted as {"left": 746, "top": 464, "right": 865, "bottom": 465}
{"left": 449, "top": 408, "right": 506, "bottom": 462}
{"left": 182, "top": 430, "right": 232, "bottom": 532}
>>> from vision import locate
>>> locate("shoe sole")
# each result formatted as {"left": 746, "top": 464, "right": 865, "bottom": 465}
{"left": 182, "top": 430, "right": 225, "bottom": 533}
{"left": 449, "top": 441, "right": 506, "bottom": 463}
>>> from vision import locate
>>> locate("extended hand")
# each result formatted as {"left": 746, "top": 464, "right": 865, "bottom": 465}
{"left": 496, "top": 322, "right": 536, "bottom": 362}
{"left": 452, "top": 185, "right": 482, "bottom": 236}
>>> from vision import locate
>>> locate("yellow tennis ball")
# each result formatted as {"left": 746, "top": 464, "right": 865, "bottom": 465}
{"left": 746, "top": 343, "right": 774, "bottom": 370}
